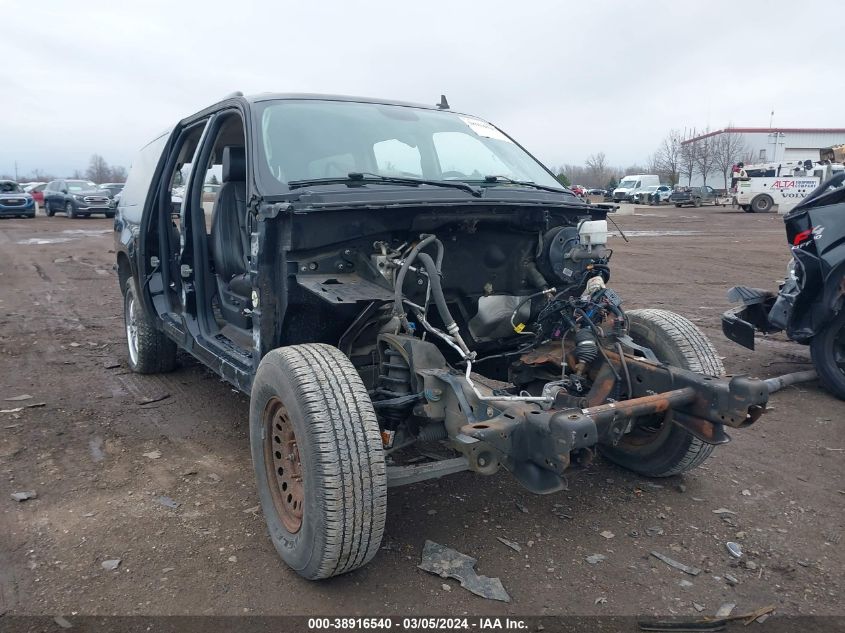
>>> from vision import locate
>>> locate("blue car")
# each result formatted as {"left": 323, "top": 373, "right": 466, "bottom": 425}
{"left": 0, "top": 180, "right": 36, "bottom": 218}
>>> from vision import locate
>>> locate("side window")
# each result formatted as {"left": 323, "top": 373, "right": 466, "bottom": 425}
{"left": 199, "top": 114, "right": 246, "bottom": 234}
{"left": 373, "top": 139, "right": 422, "bottom": 177}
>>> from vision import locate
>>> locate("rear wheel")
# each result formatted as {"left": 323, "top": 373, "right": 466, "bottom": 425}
{"left": 674, "top": 203, "right": 682, "bottom": 208}
{"left": 599, "top": 309, "right": 725, "bottom": 477}
{"left": 810, "top": 309, "right": 845, "bottom": 400}
{"left": 123, "top": 277, "right": 177, "bottom": 373}
{"left": 693, "top": 197, "right": 701, "bottom": 207}
{"left": 751, "top": 194, "right": 774, "bottom": 213}
{"left": 250, "top": 343, "right": 387, "bottom": 580}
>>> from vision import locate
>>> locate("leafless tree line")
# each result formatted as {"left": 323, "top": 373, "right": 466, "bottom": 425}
{"left": 1, "top": 154, "right": 127, "bottom": 184}
{"left": 650, "top": 129, "right": 747, "bottom": 189}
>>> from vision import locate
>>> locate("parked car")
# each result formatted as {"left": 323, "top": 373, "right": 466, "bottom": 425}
{"left": 587, "top": 188, "right": 606, "bottom": 196}
{"left": 669, "top": 185, "right": 720, "bottom": 207}
{"left": 23, "top": 182, "right": 47, "bottom": 211}
{"left": 116, "top": 92, "right": 769, "bottom": 581}
{"left": 631, "top": 185, "right": 659, "bottom": 204}
{"left": 649, "top": 184, "right": 673, "bottom": 204}
{"left": 98, "top": 182, "right": 125, "bottom": 198}
{"left": 0, "top": 180, "right": 36, "bottom": 218}
{"left": 44, "top": 179, "right": 116, "bottom": 218}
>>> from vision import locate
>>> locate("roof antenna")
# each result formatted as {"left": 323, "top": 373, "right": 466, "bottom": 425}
{"left": 436, "top": 94, "right": 450, "bottom": 110}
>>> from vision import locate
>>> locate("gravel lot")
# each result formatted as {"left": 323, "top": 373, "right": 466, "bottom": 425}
{"left": 1, "top": 208, "right": 842, "bottom": 619}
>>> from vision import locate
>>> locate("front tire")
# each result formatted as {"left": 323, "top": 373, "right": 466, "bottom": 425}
{"left": 123, "top": 277, "right": 177, "bottom": 373}
{"left": 65, "top": 201, "right": 77, "bottom": 218}
{"left": 46, "top": 201, "right": 55, "bottom": 217}
{"left": 600, "top": 309, "right": 725, "bottom": 477}
{"left": 250, "top": 344, "right": 387, "bottom": 580}
{"left": 810, "top": 309, "right": 845, "bottom": 400}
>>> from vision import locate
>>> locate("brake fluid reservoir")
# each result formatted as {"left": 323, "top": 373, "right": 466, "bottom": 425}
{"left": 578, "top": 220, "right": 608, "bottom": 247}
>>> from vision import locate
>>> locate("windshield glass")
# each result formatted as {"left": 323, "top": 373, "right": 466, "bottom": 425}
{"left": 256, "top": 100, "right": 562, "bottom": 190}
{"left": 618, "top": 179, "right": 637, "bottom": 188}
{"left": 0, "top": 182, "right": 22, "bottom": 193}
{"left": 67, "top": 180, "right": 97, "bottom": 192}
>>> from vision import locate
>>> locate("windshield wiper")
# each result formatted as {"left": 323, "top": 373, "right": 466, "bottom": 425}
{"left": 481, "top": 174, "right": 570, "bottom": 195}
{"left": 288, "top": 172, "right": 482, "bottom": 197}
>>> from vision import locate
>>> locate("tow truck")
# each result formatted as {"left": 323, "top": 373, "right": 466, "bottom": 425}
{"left": 734, "top": 157, "right": 844, "bottom": 214}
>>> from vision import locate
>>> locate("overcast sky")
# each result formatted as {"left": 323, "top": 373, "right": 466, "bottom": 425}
{"left": 1, "top": 0, "right": 840, "bottom": 179}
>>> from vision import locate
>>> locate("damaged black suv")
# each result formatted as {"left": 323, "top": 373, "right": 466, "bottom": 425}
{"left": 115, "top": 93, "right": 770, "bottom": 580}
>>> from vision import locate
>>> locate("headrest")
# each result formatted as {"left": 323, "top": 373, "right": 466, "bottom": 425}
{"left": 222, "top": 146, "right": 245, "bottom": 183}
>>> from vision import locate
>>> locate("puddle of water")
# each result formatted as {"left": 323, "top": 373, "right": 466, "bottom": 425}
{"left": 612, "top": 230, "right": 701, "bottom": 237}
{"left": 89, "top": 436, "right": 105, "bottom": 462}
{"left": 17, "top": 229, "right": 110, "bottom": 245}
{"left": 16, "top": 237, "right": 76, "bottom": 245}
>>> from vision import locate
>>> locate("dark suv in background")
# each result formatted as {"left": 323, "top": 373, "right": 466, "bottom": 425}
{"left": 44, "top": 179, "right": 115, "bottom": 218}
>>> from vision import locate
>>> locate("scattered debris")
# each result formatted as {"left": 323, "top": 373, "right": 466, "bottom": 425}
{"left": 692, "top": 602, "right": 705, "bottom": 612}
{"left": 594, "top": 597, "right": 607, "bottom": 605}
{"left": 181, "top": 469, "right": 198, "bottom": 477}
{"left": 714, "top": 603, "right": 736, "bottom": 618}
{"left": 242, "top": 505, "right": 260, "bottom": 514}
{"left": 154, "top": 495, "right": 180, "bottom": 509}
{"left": 4, "top": 394, "right": 33, "bottom": 401}
{"left": 441, "top": 583, "right": 451, "bottom": 592}
{"left": 11, "top": 491, "right": 37, "bottom": 502}
{"left": 228, "top": 555, "right": 238, "bottom": 563}
{"left": 101, "top": 559, "right": 121, "bottom": 571}
{"left": 207, "top": 473, "right": 222, "bottom": 483}
{"left": 725, "top": 542, "right": 743, "bottom": 558}
{"left": 741, "top": 489, "right": 751, "bottom": 496}
{"left": 724, "top": 573, "right": 739, "bottom": 586}
{"left": 137, "top": 393, "right": 170, "bottom": 406}
{"left": 650, "top": 551, "right": 701, "bottom": 576}
{"left": 586, "top": 554, "right": 606, "bottom": 565}
{"left": 712, "top": 508, "right": 737, "bottom": 515}
{"left": 53, "top": 616, "right": 73, "bottom": 629}
{"left": 418, "top": 540, "right": 510, "bottom": 602}
{"left": 496, "top": 536, "right": 522, "bottom": 553}
{"left": 162, "top": 567, "right": 175, "bottom": 573}
{"left": 103, "top": 359, "right": 121, "bottom": 369}
{"left": 142, "top": 450, "right": 162, "bottom": 460}
{"left": 1, "top": 407, "right": 23, "bottom": 414}
{"left": 679, "top": 579, "right": 693, "bottom": 588}
{"left": 645, "top": 526, "right": 664, "bottom": 537}
{"left": 745, "top": 560, "right": 758, "bottom": 571}
{"left": 600, "top": 530, "right": 615, "bottom": 539}
{"left": 676, "top": 483, "right": 687, "bottom": 493}
{"left": 515, "top": 502, "right": 529, "bottom": 514}
{"left": 89, "top": 437, "right": 105, "bottom": 463}
{"left": 639, "top": 604, "right": 774, "bottom": 632}
{"left": 427, "top": 509, "right": 437, "bottom": 516}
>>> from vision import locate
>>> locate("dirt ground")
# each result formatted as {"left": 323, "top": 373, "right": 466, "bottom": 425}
{"left": 1, "top": 207, "right": 842, "bottom": 619}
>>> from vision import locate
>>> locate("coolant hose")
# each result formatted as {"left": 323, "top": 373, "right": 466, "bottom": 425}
{"left": 393, "top": 234, "right": 444, "bottom": 317}
{"left": 415, "top": 252, "right": 455, "bottom": 329}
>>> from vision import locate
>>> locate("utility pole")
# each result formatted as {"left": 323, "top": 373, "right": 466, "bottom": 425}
{"left": 14, "top": 161, "right": 18, "bottom": 181}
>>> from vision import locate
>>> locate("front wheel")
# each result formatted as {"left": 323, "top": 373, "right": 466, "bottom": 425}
{"left": 250, "top": 344, "right": 387, "bottom": 580}
{"left": 810, "top": 310, "right": 845, "bottom": 400}
{"left": 46, "top": 201, "right": 55, "bottom": 217}
{"left": 599, "top": 309, "right": 725, "bottom": 477}
{"left": 65, "top": 201, "right": 76, "bottom": 218}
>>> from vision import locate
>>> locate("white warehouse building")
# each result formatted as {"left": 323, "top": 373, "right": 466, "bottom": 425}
{"left": 683, "top": 127, "right": 845, "bottom": 187}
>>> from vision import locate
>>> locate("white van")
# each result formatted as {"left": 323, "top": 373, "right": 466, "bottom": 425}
{"left": 613, "top": 174, "right": 660, "bottom": 202}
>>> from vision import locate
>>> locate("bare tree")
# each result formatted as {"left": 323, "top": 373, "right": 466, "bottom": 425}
{"left": 585, "top": 152, "right": 608, "bottom": 187}
{"left": 86, "top": 154, "right": 111, "bottom": 183}
{"left": 713, "top": 132, "right": 746, "bottom": 191}
{"left": 108, "top": 165, "right": 128, "bottom": 183}
{"left": 693, "top": 136, "right": 718, "bottom": 186}
{"left": 654, "top": 130, "right": 682, "bottom": 185}
{"left": 679, "top": 141, "right": 697, "bottom": 186}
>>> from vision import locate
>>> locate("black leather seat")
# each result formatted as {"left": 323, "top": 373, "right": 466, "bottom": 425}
{"left": 210, "top": 146, "right": 251, "bottom": 328}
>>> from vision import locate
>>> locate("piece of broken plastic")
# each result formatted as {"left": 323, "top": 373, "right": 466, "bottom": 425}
{"left": 418, "top": 540, "right": 510, "bottom": 602}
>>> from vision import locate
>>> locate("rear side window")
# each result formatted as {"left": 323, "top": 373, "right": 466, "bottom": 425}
{"left": 119, "top": 131, "right": 171, "bottom": 224}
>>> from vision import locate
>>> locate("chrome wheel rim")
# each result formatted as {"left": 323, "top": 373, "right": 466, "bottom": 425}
{"left": 126, "top": 294, "right": 139, "bottom": 366}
